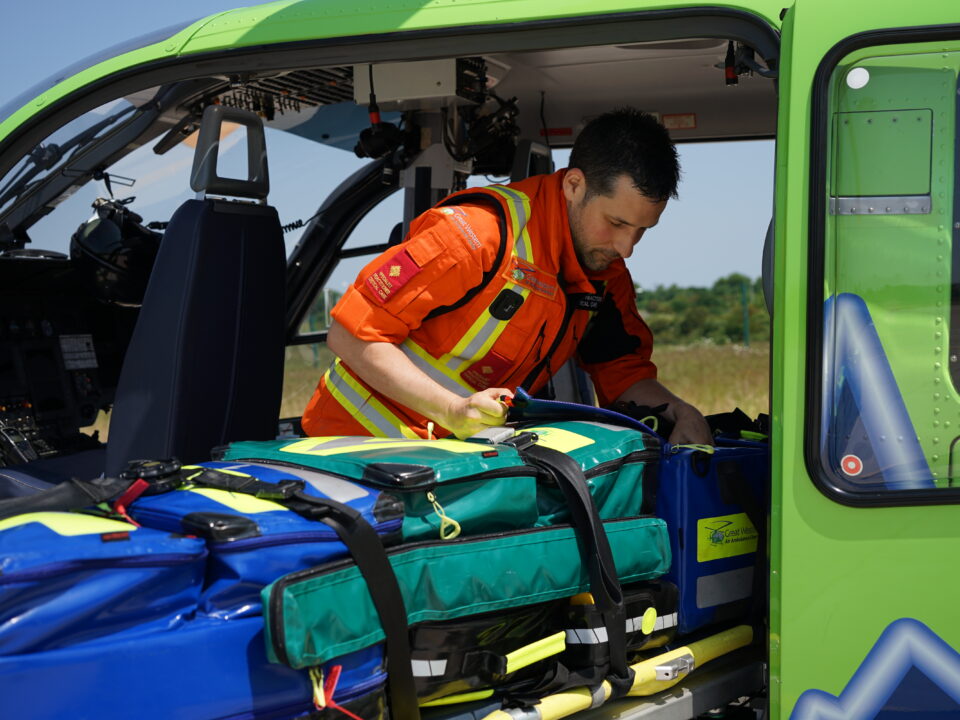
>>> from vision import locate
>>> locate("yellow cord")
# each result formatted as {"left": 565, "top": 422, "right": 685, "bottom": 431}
{"left": 672, "top": 443, "right": 715, "bottom": 454}
{"left": 309, "top": 667, "right": 325, "bottom": 709}
{"left": 427, "top": 491, "right": 461, "bottom": 539}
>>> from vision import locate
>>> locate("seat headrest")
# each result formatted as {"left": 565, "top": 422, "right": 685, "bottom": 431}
{"left": 189, "top": 105, "right": 270, "bottom": 200}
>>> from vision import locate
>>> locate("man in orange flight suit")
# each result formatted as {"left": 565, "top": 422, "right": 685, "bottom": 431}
{"left": 302, "top": 108, "right": 712, "bottom": 445}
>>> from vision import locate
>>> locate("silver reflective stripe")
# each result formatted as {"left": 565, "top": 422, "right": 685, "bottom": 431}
{"left": 399, "top": 342, "right": 471, "bottom": 395}
{"left": 327, "top": 364, "right": 405, "bottom": 438}
{"left": 653, "top": 612, "right": 678, "bottom": 630}
{"left": 411, "top": 659, "right": 448, "bottom": 677}
{"left": 450, "top": 312, "right": 502, "bottom": 369}
{"left": 218, "top": 462, "right": 370, "bottom": 503}
{"left": 564, "top": 627, "right": 609, "bottom": 645}
{"left": 696, "top": 567, "right": 753, "bottom": 608}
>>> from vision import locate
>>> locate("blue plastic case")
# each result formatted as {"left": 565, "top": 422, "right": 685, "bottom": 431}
{"left": 655, "top": 440, "right": 768, "bottom": 634}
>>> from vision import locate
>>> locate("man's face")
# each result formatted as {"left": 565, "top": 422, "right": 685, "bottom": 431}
{"left": 563, "top": 170, "right": 668, "bottom": 273}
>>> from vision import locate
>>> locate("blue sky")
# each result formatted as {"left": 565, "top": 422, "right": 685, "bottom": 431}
{"left": 1, "top": 0, "right": 775, "bottom": 290}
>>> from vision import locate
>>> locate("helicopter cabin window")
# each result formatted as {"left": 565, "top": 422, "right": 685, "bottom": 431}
{"left": 816, "top": 40, "right": 960, "bottom": 500}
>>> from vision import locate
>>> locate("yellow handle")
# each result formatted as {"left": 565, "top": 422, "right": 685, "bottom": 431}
{"left": 504, "top": 631, "right": 567, "bottom": 674}
{"left": 420, "top": 689, "right": 495, "bottom": 707}
{"left": 479, "top": 625, "right": 754, "bottom": 720}
{"left": 628, "top": 625, "right": 753, "bottom": 696}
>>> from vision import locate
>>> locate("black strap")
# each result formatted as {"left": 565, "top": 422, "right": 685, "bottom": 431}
{"left": 520, "top": 444, "right": 632, "bottom": 695}
{"left": 424, "top": 193, "right": 509, "bottom": 321}
{"left": 295, "top": 493, "right": 420, "bottom": 720}
{"left": 0, "top": 475, "right": 133, "bottom": 521}
{"left": 188, "top": 468, "right": 421, "bottom": 720}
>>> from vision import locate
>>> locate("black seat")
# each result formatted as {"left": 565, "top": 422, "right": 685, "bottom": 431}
{"left": 105, "top": 106, "right": 286, "bottom": 475}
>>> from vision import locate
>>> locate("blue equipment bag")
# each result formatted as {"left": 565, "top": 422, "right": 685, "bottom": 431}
{"left": 0, "top": 612, "right": 386, "bottom": 720}
{"left": 129, "top": 461, "right": 403, "bottom": 619}
{"left": 0, "top": 510, "right": 205, "bottom": 655}
{"left": 655, "top": 440, "right": 768, "bottom": 634}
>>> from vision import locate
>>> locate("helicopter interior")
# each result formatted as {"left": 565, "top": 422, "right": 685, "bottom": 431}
{"left": 0, "top": 19, "right": 778, "bottom": 489}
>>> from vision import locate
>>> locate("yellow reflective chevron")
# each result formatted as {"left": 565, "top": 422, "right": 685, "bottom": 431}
{"left": 280, "top": 437, "right": 490, "bottom": 456}
{"left": 522, "top": 426, "right": 595, "bottom": 453}
{"left": 0, "top": 511, "right": 137, "bottom": 536}
{"left": 185, "top": 487, "right": 287, "bottom": 514}
{"left": 325, "top": 359, "right": 419, "bottom": 439}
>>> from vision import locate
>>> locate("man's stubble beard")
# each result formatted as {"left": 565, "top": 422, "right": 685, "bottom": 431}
{"left": 569, "top": 196, "right": 616, "bottom": 273}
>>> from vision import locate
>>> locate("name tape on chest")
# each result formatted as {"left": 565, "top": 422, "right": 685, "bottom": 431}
{"left": 571, "top": 293, "right": 604, "bottom": 311}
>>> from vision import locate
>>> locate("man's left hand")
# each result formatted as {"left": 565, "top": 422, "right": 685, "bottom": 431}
{"left": 667, "top": 401, "right": 713, "bottom": 445}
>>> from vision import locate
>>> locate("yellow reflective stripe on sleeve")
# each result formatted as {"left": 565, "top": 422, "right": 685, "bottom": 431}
{"left": 0, "top": 512, "right": 137, "bottom": 536}
{"left": 326, "top": 360, "right": 418, "bottom": 439}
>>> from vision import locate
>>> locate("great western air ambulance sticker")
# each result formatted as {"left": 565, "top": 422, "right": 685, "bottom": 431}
{"left": 503, "top": 257, "right": 558, "bottom": 299}
{"left": 697, "top": 513, "right": 758, "bottom": 562}
{"left": 462, "top": 350, "right": 512, "bottom": 390}
{"left": 366, "top": 250, "right": 420, "bottom": 304}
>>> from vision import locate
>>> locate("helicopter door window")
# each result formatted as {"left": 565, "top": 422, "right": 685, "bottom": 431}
{"left": 815, "top": 40, "right": 960, "bottom": 501}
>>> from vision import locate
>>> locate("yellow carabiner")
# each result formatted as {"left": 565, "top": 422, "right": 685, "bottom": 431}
{"left": 426, "top": 491, "right": 461, "bottom": 540}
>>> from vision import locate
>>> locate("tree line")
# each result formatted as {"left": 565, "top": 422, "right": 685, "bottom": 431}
{"left": 636, "top": 273, "right": 770, "bottom": 346}
{"left": 305, "top": 273, "right": 770, "bottom": 347}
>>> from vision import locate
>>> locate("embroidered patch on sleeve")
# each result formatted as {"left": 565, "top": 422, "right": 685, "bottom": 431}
{"left": 365, "top": 250, "right": 421, "bottom": 304}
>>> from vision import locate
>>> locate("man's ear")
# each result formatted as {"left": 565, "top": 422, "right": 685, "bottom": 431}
{"left": 562, "top": 168, "right": 586, "bottom": 204}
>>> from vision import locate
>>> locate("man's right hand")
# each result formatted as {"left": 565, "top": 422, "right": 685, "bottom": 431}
{"left": 441, "top": 387, "right": 514, "bottom": 439}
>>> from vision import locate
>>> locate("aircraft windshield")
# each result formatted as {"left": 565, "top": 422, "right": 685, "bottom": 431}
{"left": 0, "top": 20, "right": 196, "bottom": 127}
{"left": 0, "top": 99, "right": 137, "bottom": 218}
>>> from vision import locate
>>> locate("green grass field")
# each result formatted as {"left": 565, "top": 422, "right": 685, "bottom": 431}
{"left": 651, "top": 343, "right": 769, "bottom": 420}
{"left": 280, "top": 342, "right": 770, "bottom": 423}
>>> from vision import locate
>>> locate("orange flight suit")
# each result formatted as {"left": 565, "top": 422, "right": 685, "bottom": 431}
{"left": 301, "top": 170, "right": 656, "bottom": 438}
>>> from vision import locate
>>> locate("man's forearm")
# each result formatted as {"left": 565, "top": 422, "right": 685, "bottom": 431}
{"left": 326, "top": 320, "right": 510, "bottom": 437}
{"left": 327, "top": 321, "right": 460, "bottom": 424}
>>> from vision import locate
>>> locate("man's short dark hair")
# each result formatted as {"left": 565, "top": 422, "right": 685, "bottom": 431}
{"left": 568, "top": 108, "right": 680, "bottom": 201}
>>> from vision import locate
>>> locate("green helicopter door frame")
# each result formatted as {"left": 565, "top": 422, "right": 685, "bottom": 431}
{"left": 773, "top": 0, "right": 960, "bottom": 717}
